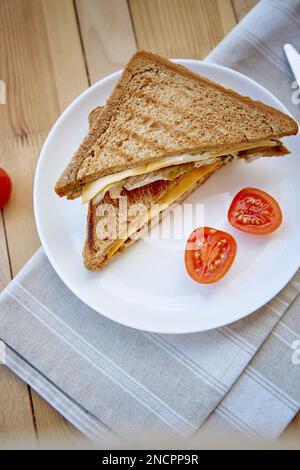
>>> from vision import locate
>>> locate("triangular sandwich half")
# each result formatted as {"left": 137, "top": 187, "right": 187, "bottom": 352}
{"left": 55, "top": 51, "right": 297, "bottom": 204}
{"left": 82, "top": 105, "right": 291, "bottom": 271}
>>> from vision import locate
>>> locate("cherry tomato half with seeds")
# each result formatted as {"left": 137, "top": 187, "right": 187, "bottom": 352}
{"left": 0, "top": 168, "right": 12, "bottom": 209}
{"left": 228, "top": 187, "right": 282, "bottom": 235}
{"left": 185, "top": 227, "right": 237, "bottom": 284}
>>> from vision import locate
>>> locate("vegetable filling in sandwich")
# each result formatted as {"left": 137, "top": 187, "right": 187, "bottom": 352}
{"left": 82, "top": 138, "right": 284, "bottom": 204}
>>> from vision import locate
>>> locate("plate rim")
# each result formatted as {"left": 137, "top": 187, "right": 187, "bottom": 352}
{"left": 33, "top": 59, "right": 300, "bottom": 334}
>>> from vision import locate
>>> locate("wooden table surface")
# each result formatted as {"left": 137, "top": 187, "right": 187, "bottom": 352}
{"left": 0, "top": 0, "right": 299, "bottom": 448}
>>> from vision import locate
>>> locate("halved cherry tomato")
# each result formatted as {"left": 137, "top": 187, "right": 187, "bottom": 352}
{"left": 228, "top": 187, "right": 282, "bottom": 235}
{"left": 185, "top": 227, "right": 237, "bottom": 284}
{"left": 0, "top": 168, "right": 12, "bottom": 208}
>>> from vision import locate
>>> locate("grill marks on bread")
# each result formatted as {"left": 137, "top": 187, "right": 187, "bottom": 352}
{"left": 87, "top": 67, "right": 296, "bottom": 164}
{"left": 55, "top": 51, "right": 298, "bottom": 198}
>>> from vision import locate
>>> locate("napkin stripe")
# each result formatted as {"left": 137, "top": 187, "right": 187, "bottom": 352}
{"left": 265, "top": 302, "right": 287, "bottom": 318}
{"left": 8, "top": 274, "right": 298, "bottom": 438}
{"left": 272, "top": 321, "right": 299, "bottom": 346}
{"left": 7, "top": 349, "right": 116, "bottom": 443}
{"left": 241, "top": 26, "right": 292, "bottom": 74}
{"left": 8, "top": 282, "right": 196, "bottom": 437}
{"left": 273, "top": 0, "right": 300, "bottom": 27}
{"left": 144, "top": 333, "right": 228, "bottom": 395}
{"left": 237, "top": 28, "right": 292, "bottom": 77}
{"left": 219, "top": 327, "right": 255, "bottom": 355}
{"left": 214, "top": 362, "right": 300, "bottom": 437}
{"left": 266, "top": 279, "right": 300, "bottom": 317}
{"left": 272, "top": 330, "right": 294, "bottom": 348}
{"left": 216, "top": 404, "right": 262, "bottom": 439}
{"left": 245, "top": 366, "right": 299, "bottom": 412}
{"left": 269, "top": 293, "right": 294, "bottom": 311}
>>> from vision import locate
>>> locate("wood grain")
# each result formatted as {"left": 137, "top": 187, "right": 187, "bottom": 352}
{"left": 0, "top": 211, "right": 36, "bottom": 448}
{"left": 75, "top": 0, "right": 137, "bottom": 84}
{"left": 31, "top": 391, "right": 90, "bottom": 448}
{"left": 232, "top": 0, "right": 258, "bottom": 21}
{"left": 0, "top": 212, "right": 11, "bottom": 291}
{"left": 283, "top": 412, "right": 300, "bottom": 440}
{"left": 0, "top": 367, "right": 36, "bottom": 448}
{"left": 3, "top": 134, "right": 45, "bottom": 272}
{"left": 0, "top": 0, "right": 89, "bottom": 446}
{"left": 128, "top": 0, "right": 236, "bottom": 59}
{"left": 0, "top": 144, "right": 37, "bottom": 446}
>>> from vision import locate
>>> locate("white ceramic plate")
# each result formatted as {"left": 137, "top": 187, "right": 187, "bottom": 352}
{"left": 34, "top": 60, "right": 300, "bottom": 334}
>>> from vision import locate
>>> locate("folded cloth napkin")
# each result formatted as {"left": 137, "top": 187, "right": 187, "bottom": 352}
{"left": 1, "top": 0, "right": 300, "bottom": 445}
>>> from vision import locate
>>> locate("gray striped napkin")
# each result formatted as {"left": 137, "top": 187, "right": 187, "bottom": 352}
{"left": 1, "top": 0, "right": 300, "bottom": 445}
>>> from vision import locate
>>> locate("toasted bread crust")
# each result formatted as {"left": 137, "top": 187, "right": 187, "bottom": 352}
{"left": 55, "top": 51, "right": 298, "bottom": 198}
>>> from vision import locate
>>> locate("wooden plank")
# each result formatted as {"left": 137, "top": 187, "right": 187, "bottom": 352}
{"left": 217, "top": 0, "right": 238, "bottom": 34}
{"left": 41, "top": 0, "right": 89, "bottom": 109}
{"left": 292, "top": 414, "right": 300, "bottom": 437}
{"left": 0, "top": 367, "right": 36, "bottom": 448}
{"left": 0, "top": 212, "right": 11, "bottom": 291}
{"left": 31, "top": 391, "right": 90, "bottom": 448}
{"left": 0, "top": 212, "right": 37, "bottom": 448}
{"left": 282, "top": 413, "right": 300, "bottom": 441}
{"left": 0, "top": 0, "right": 88, "bottom": 143}
{"left": 232, "top": 0, "right": 258, "bottom": 21}
{"left": 0, "top": 0, "right": 89, "bottom": 446}
{"left": 75, "top": 0, "right": 137, "bottom": 84}
{"left": 2, "top": 136, "right": 45, "bottom": 273}
{"left": 128, "top": 0, "right": 236, "bottom": 58}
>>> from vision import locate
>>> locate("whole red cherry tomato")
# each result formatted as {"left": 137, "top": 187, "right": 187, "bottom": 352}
{"left": 0, "top": 168, "right": 12, "bottom": 208}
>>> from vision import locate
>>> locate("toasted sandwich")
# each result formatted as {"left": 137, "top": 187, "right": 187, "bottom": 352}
{"left": 54, "top": 51, "right": 298, "bottom": 270}
{"left": 55, "top": 51, "right": 296, "bottom": 202}
{"left": 83, "top": 108, "right": 294, "bottom": 271}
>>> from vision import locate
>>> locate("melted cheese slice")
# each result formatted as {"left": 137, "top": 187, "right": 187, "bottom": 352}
{"left": 82, "top": 140, "right": 276, "bottom": 204}
{"left": 107, "top": 163, "right": 218, "bottom": 259}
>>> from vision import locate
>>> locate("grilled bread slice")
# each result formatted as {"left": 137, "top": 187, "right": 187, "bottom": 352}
{"left": 55, "top": 51, "right": 297, "bottom": 199}
{"left": 82, "top": 106, "right": 289, "bottom": 271}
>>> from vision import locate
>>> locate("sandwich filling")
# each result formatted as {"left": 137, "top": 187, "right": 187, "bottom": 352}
{"left": 105, "top": 162, "right": 220, "bottom": 260}
{"left": 82, "top": 139, "right": 279, "bottom": 204}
